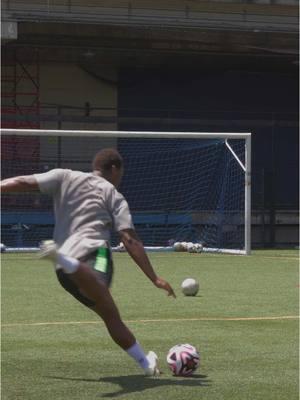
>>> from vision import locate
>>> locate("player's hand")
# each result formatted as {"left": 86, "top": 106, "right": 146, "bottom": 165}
{"left": 154, "top": 277, "right": 176, "bottom": 298}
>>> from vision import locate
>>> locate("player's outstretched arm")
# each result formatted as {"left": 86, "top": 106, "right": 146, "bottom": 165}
{"left": 119, "top": 229, "right": 176, "bottom": 298}
{"left": 0, "top": 175, "right": 39, "bottom": 193}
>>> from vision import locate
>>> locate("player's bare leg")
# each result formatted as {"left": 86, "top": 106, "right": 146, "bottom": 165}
{"left": 39, "top": 240, "right": 160, "bottom": 376}
{"left": 72, "top": 267, "right": 159, "bottom": 376}
{"left": 71, "top": 263, "right": 135, "bottom": 348}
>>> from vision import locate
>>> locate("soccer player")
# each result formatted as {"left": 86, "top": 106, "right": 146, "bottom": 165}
{"left": 1, "top": 148, "right": 176, "bottom": 376}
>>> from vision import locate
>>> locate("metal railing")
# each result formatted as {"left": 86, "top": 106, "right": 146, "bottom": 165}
{"left": 2, "top": 0, "right": 298, "bottom": 33}
{"left": 1, "top": 105, "right": 298, "bottom": 130}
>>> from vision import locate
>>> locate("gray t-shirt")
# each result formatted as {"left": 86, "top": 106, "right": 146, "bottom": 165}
{"left": 34, "top": 169, "right": 134, "bottom": 258}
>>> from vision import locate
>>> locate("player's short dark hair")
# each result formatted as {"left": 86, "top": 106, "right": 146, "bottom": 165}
{"left": 92, "top": 148, "right": 123, "bottom": 172}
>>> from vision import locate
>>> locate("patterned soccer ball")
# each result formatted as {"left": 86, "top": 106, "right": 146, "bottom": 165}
{"left": 167, "top": 344, "right": 200, "bottom": 376}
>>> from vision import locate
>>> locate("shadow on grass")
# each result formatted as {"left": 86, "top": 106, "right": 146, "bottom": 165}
{"left": 47, "top": 373, "right": 210, "bottom": 398}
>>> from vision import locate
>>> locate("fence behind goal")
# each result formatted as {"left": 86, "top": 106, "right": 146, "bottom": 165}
{"left": 1, "top": 129, "right": 251, "bottom": 254}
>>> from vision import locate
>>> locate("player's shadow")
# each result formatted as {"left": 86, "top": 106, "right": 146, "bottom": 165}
{"left": 47, "top": 373, "right": 210, "bottom": 398}
{"left": 99, "top": 374, "right": 210, "bottom": 398}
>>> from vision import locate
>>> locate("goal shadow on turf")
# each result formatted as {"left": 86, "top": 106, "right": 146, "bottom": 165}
{"left": 46, "top": 373, "right": 210, "bottom": 397}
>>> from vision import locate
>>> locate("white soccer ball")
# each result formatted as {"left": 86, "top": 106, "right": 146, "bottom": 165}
{"left": 186, "top": 242, "right": 194, "bottom": 252}
{"left": 118, "top": 242, "right": 125, "bottom": 251}
{"left": 167, "top": 343, "right": 200, "bottom": 376}
{"left": 181, "top": 278, "right": 199, "bottom": 296}
{"left": 181, "top": 242, "right": 188, "bottom": 251}
{"left": 188, "top": 244, "right": 199, "bottom": 253}
{"left": 195, "top": 243, "right": 203, "bottom": 253}
{"left": 173, "top": 242, "right": 183, "bottom": 252}
{"left": 0, "top": 243, "right": 6, "bottom": 253}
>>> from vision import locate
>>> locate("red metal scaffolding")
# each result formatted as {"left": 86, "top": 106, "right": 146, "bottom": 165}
{"left": 1, "top": 47, "right": 40, "bottom": 128}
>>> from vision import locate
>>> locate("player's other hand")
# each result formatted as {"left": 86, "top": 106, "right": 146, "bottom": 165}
{"left": 154, "top": 277, "right": 176, "bottom": 298}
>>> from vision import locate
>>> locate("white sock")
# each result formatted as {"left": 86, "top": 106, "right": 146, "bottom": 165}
{"left": 126, "top": 342, "right": 149, "bottom": 370}
{"left": 56, "top": 253, "right": 80, "bottom": 274}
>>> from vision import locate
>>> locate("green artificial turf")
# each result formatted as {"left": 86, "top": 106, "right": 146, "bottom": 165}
{"left": 1, "top": 250, "right": 299, "bottom": 400}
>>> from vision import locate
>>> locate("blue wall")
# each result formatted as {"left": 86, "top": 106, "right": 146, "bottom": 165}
{"left": 118, "top": 69, "right": 299, "bottom": 209}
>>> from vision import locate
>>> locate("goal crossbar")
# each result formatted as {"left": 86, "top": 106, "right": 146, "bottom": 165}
{"left": 1, "top": 128, "right": 251, "bottom": 140}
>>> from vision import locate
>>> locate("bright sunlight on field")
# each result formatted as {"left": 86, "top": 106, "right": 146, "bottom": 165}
{"left": 1, "top": 250, "right": 299, "bottom": 400}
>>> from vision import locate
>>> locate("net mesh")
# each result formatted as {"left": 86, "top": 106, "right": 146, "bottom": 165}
{"left": 1, "top": 134, "right": 245, "bottom": 251}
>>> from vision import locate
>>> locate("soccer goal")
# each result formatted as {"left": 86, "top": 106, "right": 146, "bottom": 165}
{"left": 1, "top": 129, "right": 251, "bottom": 255}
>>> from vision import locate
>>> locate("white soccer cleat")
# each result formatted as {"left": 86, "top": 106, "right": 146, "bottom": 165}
{"left": 39, "top": 240, "right": 58, "bottom": 262}
{"left": 144, "top": 351, "right": 160, "bottom": 376}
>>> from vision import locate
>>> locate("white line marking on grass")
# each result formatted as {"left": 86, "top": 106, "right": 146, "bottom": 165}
{"left": 2, "top": 315, "right": 299, "bottom": 328}
{"left": 260, "top": 256, "right": 299, "bottom": 261}
{"left": 146, "top": 254, "right": 299, "bottom": 261}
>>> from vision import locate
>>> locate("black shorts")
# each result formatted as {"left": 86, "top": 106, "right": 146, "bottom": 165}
{"left": 56, "top": 247, "right": 113, "bottom": 308}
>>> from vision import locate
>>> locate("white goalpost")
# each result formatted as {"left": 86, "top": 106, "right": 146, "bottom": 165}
{"left": 1, "top": 129, "right": 251, "bottom": 255}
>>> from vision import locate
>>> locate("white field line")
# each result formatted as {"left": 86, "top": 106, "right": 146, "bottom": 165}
{"left": 147, "top": 255, "right": 299, "bottom": 259}
{"left": 257, "top": 256, "right": 299, "bottom": 260}
{"left": 2, "top": 315, "right": 299, "bottom": 328}
{"left": 3, "top": 253, "right": 299, "bottom": 260}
